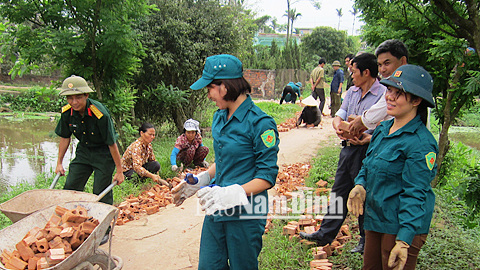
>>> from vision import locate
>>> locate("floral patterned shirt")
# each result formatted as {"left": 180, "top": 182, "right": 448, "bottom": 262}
{"left": 174, "top": 133, "right": 202, "bottom": 150}
{"left": 122, "top": 138, "right": 156, "bottom": 177}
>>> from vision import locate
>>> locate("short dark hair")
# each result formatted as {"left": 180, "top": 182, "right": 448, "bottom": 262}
{"left": 210, "top": 77, "right": 251, "bottom": 102}
{"left": 375, "top": 39, "right": 409, "bottom": 62}
{"left": 352, "top": 53, "right": 378, "bottom": 78}
{"left": 345, "top": 54, "right": 354, "bottom": 60}
{"left": 139, "top": 122, "right": 154, "bottom": 135}
{"left": 318, "top": 58, "right": 326, "bottom": 65}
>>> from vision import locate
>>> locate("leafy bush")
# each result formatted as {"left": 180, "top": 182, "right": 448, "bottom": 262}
{"left": 436, "top": 141, "right": 480, "bottom": 224}
{"left": 0, "top": 85, "right": 63, "bottom": 112}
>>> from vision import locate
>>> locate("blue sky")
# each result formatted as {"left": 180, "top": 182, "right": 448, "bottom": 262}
{"left": 245, "top": 0, "right": 364, "bottom": 35}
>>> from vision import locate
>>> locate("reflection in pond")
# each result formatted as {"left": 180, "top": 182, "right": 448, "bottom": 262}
{"left": 448, "top": 126, "right": 480, "bottom": 151}
{"left": 0, "top": 117, "right": 75, "bottom": 194}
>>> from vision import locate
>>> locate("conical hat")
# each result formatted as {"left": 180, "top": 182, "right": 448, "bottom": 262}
{"left": 302, "top": 96, "right": 319, "bottom": 106}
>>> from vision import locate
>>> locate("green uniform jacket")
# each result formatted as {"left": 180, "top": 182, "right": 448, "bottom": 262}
{"left": 211, "top": 95, "right": 279, "bottom": 221}
{"left": 355, "top": 115, "right": 438, "bottom": 245}
{"left": 55, "top": 98, "right": 118, "bottom": 147}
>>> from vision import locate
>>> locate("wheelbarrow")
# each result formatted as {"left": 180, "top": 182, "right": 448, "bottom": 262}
{"left": 0, "top": 201, "right": 123, "bottom": 270}
{"left": 0, "top": 173, "right": 117, "bottom": 223}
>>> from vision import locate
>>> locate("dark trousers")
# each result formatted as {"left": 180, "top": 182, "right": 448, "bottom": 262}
{"left": 199, "top": 215, "right": 266, "bottom": 270}
{"left": 64, "top": 145, "right": 115, "bottom": 205}
{"left": 123, "top": 160, "right": 161, "bottom": 178}
{"left": 312, "top": 88, "right": 325, "bottom": 114}
{"left": 363, "top": 231, "right": 427, "bottom": 270}
{"left": 330, "top": 92, "right": 341, "bottom": 117}
{"left": 280, "top": 86, "right": 297, "bottom": 104}
{"left": 315, "top": 144, "right": 368, "bottom": 244}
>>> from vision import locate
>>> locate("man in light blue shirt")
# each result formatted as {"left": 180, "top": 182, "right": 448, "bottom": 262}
{"left": 300, "top": 53, "right": 386, "bottom": 254}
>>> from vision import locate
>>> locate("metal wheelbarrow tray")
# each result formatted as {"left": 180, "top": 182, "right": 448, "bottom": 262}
{"left": 0, "top": 201, "right": 118, "bottom": 270}
{"left": 0, "top": 190, "right": 102, "bottom": 223}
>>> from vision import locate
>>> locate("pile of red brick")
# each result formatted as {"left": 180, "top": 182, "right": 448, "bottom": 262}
{"left": 283, "top": 217, "right": 352, "bottom": 270}
{"left": 115, "top": 180, "right": 181, "bottom": 225}
{"left": 115, "top": 167, "right": 208, "bottom": 225}
{"left": 1, "top": 205, "right": 99, "bottom": 270}
{"left": 274, "top": 162, "right": 311, "bottom": 197}
{"left": 277, "top": 112, "right": 301, "bottom": 132}
{"left": 274, "top": 163, "right": 331, "bottom": 200}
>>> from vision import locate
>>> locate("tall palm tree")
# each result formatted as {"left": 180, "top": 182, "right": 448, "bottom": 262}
{"left": 350, "top": 7, "right": 359, "bottom": 35}
{"left": 289, "top": 8, "right": 302, "bottom": 36}
{"left": 336, "top": 8, "right": 343, "bottom": 30}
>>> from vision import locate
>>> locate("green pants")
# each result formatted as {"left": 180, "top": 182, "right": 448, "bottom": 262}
{"left": 64, "top": 145, "right": 115, "bottom": 204}
{"left": 198, "top": 215, "right": 266, "bottom": 270}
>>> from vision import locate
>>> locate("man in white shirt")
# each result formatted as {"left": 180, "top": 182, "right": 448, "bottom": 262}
{"left": 349, "top": 40, "right": 408, "bottom": 135}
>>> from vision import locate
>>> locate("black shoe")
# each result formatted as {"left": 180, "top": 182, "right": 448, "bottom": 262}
{"left": 350, "top": 243, "right": 364, "bottom": 254}
{"left": 299, "top": 232, "right": 329, "bottom": 246}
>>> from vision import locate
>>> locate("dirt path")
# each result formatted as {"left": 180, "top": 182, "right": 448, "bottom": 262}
{"left": 105, "top": 106, "right": 338, "bottom": 270}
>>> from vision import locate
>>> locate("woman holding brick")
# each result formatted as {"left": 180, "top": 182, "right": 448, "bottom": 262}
{"left": 347, "top": 65, "right": 438, "bottom": 270}
{"left": 172, "top": 54, "right": 279, "bottom": 270}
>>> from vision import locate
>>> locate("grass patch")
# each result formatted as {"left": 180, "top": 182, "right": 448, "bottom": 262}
{"left": 259, "top": 219, "right": 312, "bottom": 270}
{"left": 255, "top": 102, "right": 302, "bottom": 124}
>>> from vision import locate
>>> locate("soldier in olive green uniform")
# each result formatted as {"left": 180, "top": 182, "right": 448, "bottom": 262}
{"left": 55, "top": 75, "right": 124, "bottom": 205}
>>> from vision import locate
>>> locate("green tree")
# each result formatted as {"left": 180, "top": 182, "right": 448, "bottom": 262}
{"left": 300, "top": 26, "right": 349, "bottom": 65}
{"left": 356, "top": 0, "right": 480, "bottom": 187}
{"left": 288, "top": 8, "right": 302, "bottom": 36}
{"left": 133, "top": 0, "right": 257, "bottom": 132}
{"left": 0, "top": 0, "right": 153, "bottom": 151}
{"left": 0, "top": 0, "right": 151, "bottom": 101}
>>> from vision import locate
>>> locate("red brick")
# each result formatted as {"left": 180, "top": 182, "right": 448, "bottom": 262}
{"left": 35, "top": 238, "right": 49, "bottom": 253}
{"left": 15, "top": 240, "right": 35, "bottom": 261}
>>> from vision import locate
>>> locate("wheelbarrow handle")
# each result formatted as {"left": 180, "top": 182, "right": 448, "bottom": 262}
{"left": 49, "top": 172, "right": 61, "bottom": 189}
{"left": 96, "top": 181, "right": 118, "bottom": 202}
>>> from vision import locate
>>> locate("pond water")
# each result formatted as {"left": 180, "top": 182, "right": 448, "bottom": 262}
{"left": 447, "top": 126, "right": 480, "bottom": 150}
{"left": 0, "top": 117, "right": 75, "bottom": 193}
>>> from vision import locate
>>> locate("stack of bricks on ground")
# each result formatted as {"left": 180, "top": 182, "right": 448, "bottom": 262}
{"left": 115, "top": 168, "right": 206, "bottom": 225}
{"left": 0, "top": 205, "right": 99, "bottom": 270}
{"left": 283, "top": 216, "right": 352, "bottom": 270}
{"left": 274, "top": 162, "right": 331, "bottom": 211}
{"left": 277, "top": 112, "right": 301, "bottom": 132}
{"left": 265, "top": 163, "right": 354, "bottom": 270}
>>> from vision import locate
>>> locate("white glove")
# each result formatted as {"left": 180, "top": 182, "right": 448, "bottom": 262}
{"left": 172, "top": 171, "right": 210, "bottom": 206}
{"left": 197, "top": 184, "right": 248, "bottom": 215}
{"left": 171, "top": 165, "right": 178, "bottom": 172}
